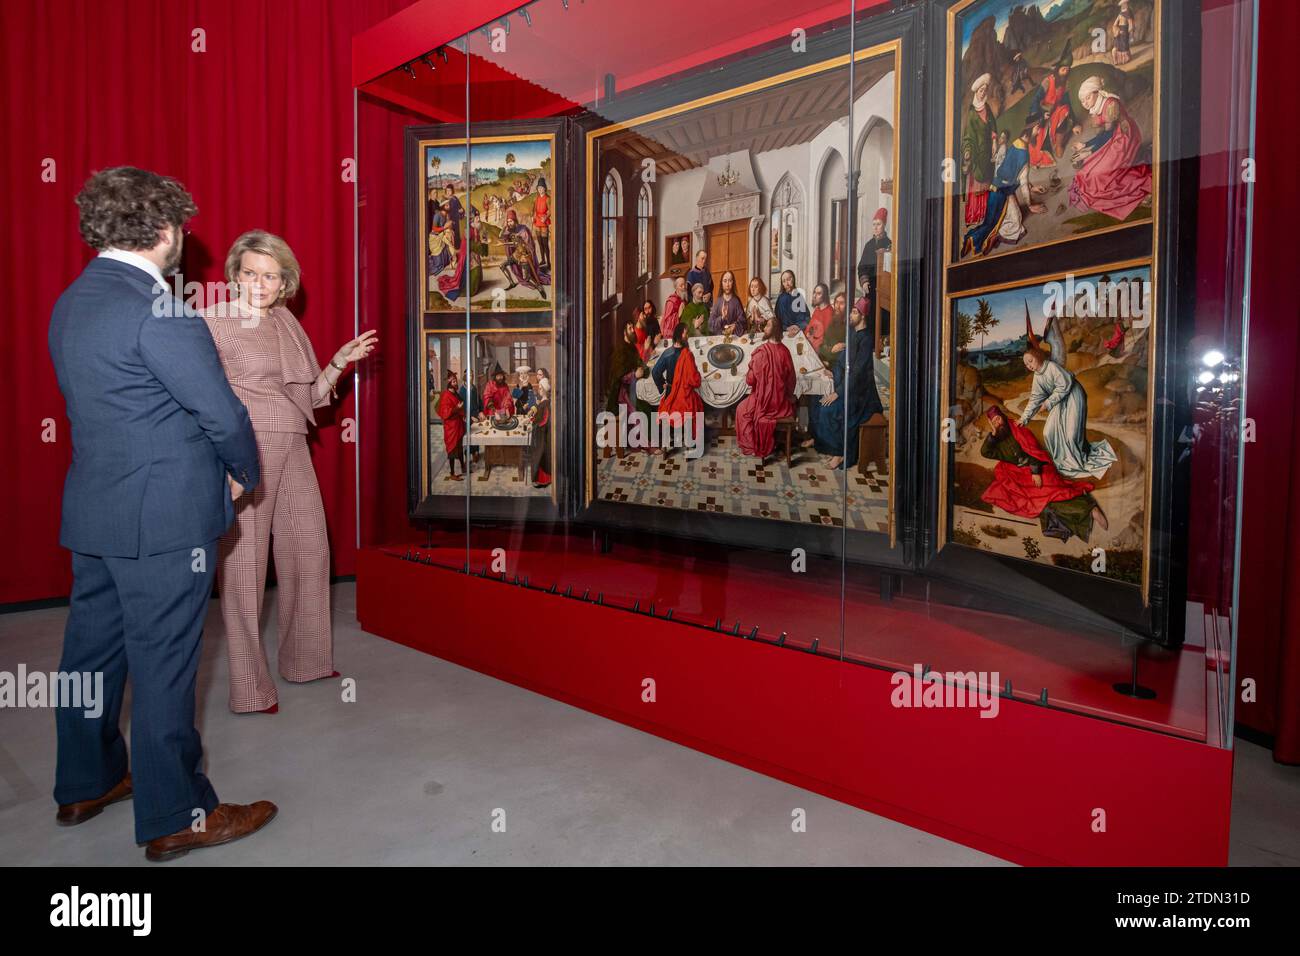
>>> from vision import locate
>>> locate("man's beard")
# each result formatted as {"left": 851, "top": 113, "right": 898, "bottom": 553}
{"left": 161, "top": 236, "right": 183, "bottom": 276}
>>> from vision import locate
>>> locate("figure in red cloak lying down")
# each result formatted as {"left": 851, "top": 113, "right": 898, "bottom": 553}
{"left": 978, "top": 403, "right": 1108, "bottom": 543}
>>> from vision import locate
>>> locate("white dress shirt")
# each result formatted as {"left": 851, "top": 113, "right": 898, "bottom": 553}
{"left": 98, "top": 247, "right": 168, "bottom": 291}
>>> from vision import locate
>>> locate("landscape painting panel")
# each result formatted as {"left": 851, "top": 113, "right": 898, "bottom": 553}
{"left": 949, "top": 265, "right": 1151, "bottom": 584}
{"left": 952, "top": 0, "right": 1157, "bottom": 262}
{"left": 424, "top": 137, "right": 555, "bottom": 313}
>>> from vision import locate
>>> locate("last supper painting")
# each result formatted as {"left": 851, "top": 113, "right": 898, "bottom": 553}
{"left": 586, "top": 43, "right": 903, "bottom": 537}
{"left": 947, "top": 0, "right": 1158, "bottom": 263}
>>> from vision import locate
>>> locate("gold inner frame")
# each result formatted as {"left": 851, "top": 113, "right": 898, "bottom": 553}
{"left": 939, "top": 0, "right": 1163, "bottom": 602}
{"left": 416, "top": 133, "right": 559, "bottom": 505}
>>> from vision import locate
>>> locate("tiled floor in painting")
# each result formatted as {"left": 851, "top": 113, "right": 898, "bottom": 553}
{"left": 427, "top": 426, "right": 549, "bottom": 499}
{"left": 596, "top": 433, "right": 888, "bottom": 531}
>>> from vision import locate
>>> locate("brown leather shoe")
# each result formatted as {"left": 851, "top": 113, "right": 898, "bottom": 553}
{"left": 144, "top": 801, "right": 278, "bottom": 862}
{"left": 56, "top": 773, "right": 133, "bottom": 827}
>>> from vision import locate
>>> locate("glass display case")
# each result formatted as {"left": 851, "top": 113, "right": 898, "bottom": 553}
{"left": 354, "top": 0, "right": 1257, "bottom": 863}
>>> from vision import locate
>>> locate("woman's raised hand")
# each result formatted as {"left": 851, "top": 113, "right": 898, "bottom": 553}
{"left": 336, "top": 329, "right": 379, "bottom": 365}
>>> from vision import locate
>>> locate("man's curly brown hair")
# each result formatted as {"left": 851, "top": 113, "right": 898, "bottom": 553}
{"left": 75, "top": 166, "right": 198, "bottom": 251}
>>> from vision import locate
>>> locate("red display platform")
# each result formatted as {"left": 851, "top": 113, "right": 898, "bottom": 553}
{"left": 357, "top": 545, "right": 1232, "bottom": 866}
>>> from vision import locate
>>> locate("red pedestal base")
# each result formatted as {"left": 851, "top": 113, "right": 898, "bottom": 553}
{"left": 357, "top": 547, "right": 1231, "bottom": 865}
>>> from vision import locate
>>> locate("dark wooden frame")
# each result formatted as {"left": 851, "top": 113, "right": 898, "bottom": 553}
{"left": 918, "top": 0, "right": 1200, "bottom": 646}
{"left": 404, "top": 118, "right": 570, "bottom": 526}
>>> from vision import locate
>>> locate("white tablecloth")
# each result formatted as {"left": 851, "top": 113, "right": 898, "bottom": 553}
{"left": 469, "top": 422, "right": 533, "bottom": 446}
{"left": 636, "top": 332, "right": 832, "bottom": 408}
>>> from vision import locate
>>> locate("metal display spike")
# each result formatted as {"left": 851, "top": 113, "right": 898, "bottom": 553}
{"left": 633, "top": 599, "right": 640, "bottom": 612}
{"left": 665, "top": 609, "right": 673, "bottom": 620}
{"left": 777, "top": 632, "right": 787, "bottom": 646}
{"left": 748, "top": 626, "right": 759, "bottom": 640}
{"left": 810, "top": 638, "right": 820, "bottom": 653}
{"left": 714, "top": 618, "right": 722, "bottom": 630}
{"left": 1038, "top": 688, "right": 1049, "bottom": 705}
{"left": 1003, "top": 679, "right": 1013, "bottom": 698}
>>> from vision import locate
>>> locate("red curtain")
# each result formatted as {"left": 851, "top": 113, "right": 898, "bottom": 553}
{"left": 1, "top": 0, "right": 417, "bottom": 603}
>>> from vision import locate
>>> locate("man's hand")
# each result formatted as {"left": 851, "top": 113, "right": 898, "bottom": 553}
{"left": 229, "top": 475, "right": 246, "bottom": 500}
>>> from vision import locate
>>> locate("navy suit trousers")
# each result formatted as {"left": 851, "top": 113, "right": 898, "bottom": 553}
{"left": 54, "top": 540, "right": 221, "bottom": 843}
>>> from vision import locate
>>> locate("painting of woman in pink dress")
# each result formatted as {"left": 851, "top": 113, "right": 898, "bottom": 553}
{"left": 1067, "top": 75, "right": 1152, "bottom": 222}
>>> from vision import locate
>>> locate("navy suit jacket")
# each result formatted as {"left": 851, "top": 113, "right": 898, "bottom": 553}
{"left": 48, "top": 257, "right": 260, "bottom": 557}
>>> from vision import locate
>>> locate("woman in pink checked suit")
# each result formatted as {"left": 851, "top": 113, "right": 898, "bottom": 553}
{"left": 202, "top": 230, "right": 377, "bottom": 714}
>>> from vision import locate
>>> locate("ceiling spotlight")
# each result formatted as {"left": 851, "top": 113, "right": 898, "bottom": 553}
{"left": 420, "top": 54, "right": 437, "bottom": 71}
{"left": 499, "top": 17, "right": 511, "bottom": 34}
{"left": 402, "top": 62, "right": 416, "bottom": 79}
{"left": 437, "top": 46, "right": 449, "bottom": 63}
{"left": 1202, "top": 349, "right": 1225, "bottom": 367}
{"left": 1197, "top": 370, "right": 1215, "bottom": 385}
{"left": 520, "top": 7, "right": 533, "bottom": 26}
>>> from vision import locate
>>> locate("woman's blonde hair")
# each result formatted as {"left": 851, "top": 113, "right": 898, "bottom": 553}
{"left": 225, "top": 229, "right": 301, "bottom": 302}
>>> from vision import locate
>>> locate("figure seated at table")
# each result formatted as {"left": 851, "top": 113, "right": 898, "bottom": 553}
{"left": 803, "top": 305, "right": 882, "bottom": 470}
{"left": 482, "top": 369, "right": 515, "bottom": 419}
{"left": 680, "top": 283, "right": 710, "bottom": 338}
{"left": 735, "top": 315, "right": 797, "bottom": 462}
{"left": 709, "top": 270, "right": 746, "bottom": 335}
{"left": 745, "top": 277, "right": 775, "bottom": 335}
{"left": 653, "top": 323, "right": 704, "bottom": 457}
{"left": 817, "top": 292, "right": 848, "bottom": 369}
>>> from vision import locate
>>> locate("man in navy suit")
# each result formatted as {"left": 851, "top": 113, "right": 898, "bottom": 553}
{"left": 48, "top": 166, "right": 277, "bottom": 861}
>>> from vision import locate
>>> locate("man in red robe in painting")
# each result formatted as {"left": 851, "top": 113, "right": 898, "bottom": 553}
{"left": 978, "top": 404, "right": 1107, "bottom": 543}
{"left": 533, "top": 178, "right": 551, "bottom": 270}
{"left": 482, "top": 369, "right": 516, "bottom": 418}
{"left": 437, "top": 370, "right": 467, "bottom": 481}
{"left": 660, "top": 276, "right": 688, "bottom": 344}
{"left": 1027, "top": 44, "right": 1080, "bottom": 165}
{"left": 736, "top": 315, "right": 797, "bottom": 461}
{"left": 656, "top": 323, "right": 704, "bottom": 456}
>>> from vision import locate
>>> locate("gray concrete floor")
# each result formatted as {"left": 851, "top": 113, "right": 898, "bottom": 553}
{"left": 0, "top": 583, "right": 1294, "bottom": 866}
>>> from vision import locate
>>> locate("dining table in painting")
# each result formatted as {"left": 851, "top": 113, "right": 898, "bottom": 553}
{"left": 637, "top": 330, "right": 832, "bottom": 414}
